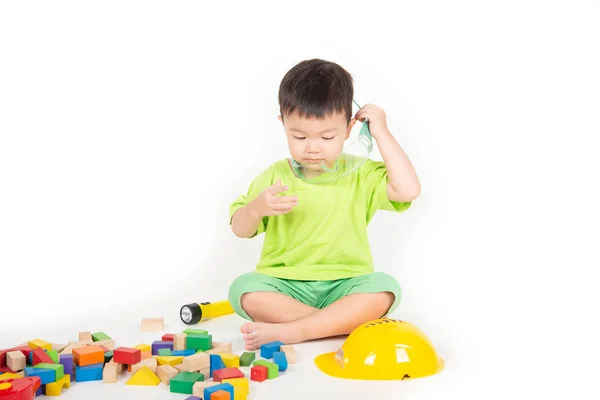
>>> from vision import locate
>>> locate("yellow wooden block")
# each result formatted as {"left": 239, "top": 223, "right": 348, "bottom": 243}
{"left": 133, "top": 344, "right": 152, "bottom": 359}
{"left": 155, "top": 356, "right": 184, "bottom": 366}
{"left": 222, "top": 377, "right": 249, "bottom": 398}
{"left": 0, "top": 373, "right": 22, "bottom": 380}
{"left": 28, "top": 339, "right": 51, "bottom": 351}
{"left": 220, "top": 353, "right": 240, "bottom": 368}
{"left": 45, "top": 374, "right": 71, "bottom": 396}
{"left": 126, "top": 366, "right": 161, "bottom": 386}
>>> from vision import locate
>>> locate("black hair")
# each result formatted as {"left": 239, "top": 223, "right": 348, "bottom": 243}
{"left": 278, "top": 59, "right": 354, "bottom": 123}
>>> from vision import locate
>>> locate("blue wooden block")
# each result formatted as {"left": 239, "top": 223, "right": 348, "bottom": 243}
{"left": 209, "top": 354, "right": 225, "bottom": 378}
{"left": 75, "top": 363, "right": 103, "bottom": 382}
{"left": 260, "top": 341, "right": 284, "bottom": 359}
{"left": 172, "top": 349, "right": 195, "bottom": 357}
{"left": 204, "top": 383, "right": 234, "bottom": 400}
{"left": 24, "top": 366, "right": 55, "bottom": 384}
{"left": 272, "top": 351, "right": 288, "bottom": 371}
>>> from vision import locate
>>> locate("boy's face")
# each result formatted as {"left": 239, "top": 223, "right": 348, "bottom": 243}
{"left": 278, "top": 111, "right": 357, "bottom": 171}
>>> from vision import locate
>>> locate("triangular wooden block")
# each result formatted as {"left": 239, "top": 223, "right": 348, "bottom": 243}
{"left": 125, "top": 366, "right": 160, "bottom": 386}
{"left": 155, "top": 356, "right": 184, "bottom": 366}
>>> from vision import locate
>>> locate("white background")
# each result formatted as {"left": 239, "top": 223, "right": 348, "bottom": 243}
{"left": 1, "top": 1, "right": 599, "bottom": 399}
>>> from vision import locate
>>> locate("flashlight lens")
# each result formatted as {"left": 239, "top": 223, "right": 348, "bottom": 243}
{"left": 181, "top": 306, "right": 192, "bottom": 323}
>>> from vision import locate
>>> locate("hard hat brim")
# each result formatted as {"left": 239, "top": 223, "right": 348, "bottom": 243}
{"left": 314, "top": 352, "right": 347, "bottom": 379}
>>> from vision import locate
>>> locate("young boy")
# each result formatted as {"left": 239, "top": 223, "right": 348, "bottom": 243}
{"left": 228, "top": 59, "right": 421, "bottom": 350}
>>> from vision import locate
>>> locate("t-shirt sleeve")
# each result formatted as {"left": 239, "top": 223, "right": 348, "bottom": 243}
{"left": 360, "top": 159, "right": 412, "bottom": 219}
{"left": 229, "top": 165, "right": 275, "bottom": 237}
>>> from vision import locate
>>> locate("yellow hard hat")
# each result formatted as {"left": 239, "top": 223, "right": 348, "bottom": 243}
{"left": 315, "top": 318, "right": 445, "bottom": 380}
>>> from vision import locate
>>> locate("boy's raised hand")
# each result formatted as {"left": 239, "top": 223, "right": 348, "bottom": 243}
{"left": 249, "top": 180, "right": 298, "bottom": 218}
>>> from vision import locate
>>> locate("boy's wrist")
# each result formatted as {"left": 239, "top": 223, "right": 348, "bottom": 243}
{"left": 246, "top": 200, "right": 263, "bottom": 221}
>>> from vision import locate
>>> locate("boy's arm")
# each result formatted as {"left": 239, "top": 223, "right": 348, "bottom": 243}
{"left": 356, "top": 104, "right": 421, "bottom": 202}
{"left": 376, "top": 132, "right": 421, "bottom": 202}
{"left": 231, "top": 203, "right": 262, "bottom": 238}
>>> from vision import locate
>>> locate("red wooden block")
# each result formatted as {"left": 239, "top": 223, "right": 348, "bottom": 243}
{"left": 0, "top": 346, "right": 32, "bottom": 368}
{"left": 32, "top": 347, "right": 53, "bottom": 365}
{"left": 212, "top": 367, "right": 244, "bottom": 382}
{"left": 113, "top": 347, "right": 141, "bottom": 365}
{"left": 0, "top": 376, "right": 40, "bottom": 400}
{"left": 250, "top": 365, "right": 268, "bottom": 382}
{"left": 162, "top": 334, "right": 175, "bottom": 342}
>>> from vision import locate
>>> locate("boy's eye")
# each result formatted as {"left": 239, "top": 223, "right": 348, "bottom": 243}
{"left": 294, "top": 136, "right": 306, "bottom": 140}
{"left": 322, "top": 137, "right": 334, "bottom": 140}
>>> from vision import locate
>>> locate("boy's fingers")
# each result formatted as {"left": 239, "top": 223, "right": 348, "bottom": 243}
{"left": 275, "top": 196, "right": 298, "bottom": 203}
{"left": 270, "top": 184, "right": 289, "bottom": 194}
{"left": 271, "top": 203, "right": 297, "bottom": 211}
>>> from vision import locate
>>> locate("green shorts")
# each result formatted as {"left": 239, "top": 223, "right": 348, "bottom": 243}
{"left": 228, "top": 271, "right": 402, "bottom": 321}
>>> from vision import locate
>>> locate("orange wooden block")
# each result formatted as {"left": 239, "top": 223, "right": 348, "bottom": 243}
{"left": 211, "top": 390, "right": 231, "bottom": 400}
{"left": 72, "top": 345, "right": 105, "bottom": 366}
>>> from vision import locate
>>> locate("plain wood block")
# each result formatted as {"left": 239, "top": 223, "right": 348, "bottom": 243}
{"left": 157, "top": 364, "right": 179, "bottom": 385}
{"left": 141, "top": 318, "right": 164, "bottom": 332}
{"left": 174, "top": 334, "right": 187, "bottom": 351}
{"left": 6, "top": 351, "right": 26, "bottom": 371}
{"left": 102, "top": 362, "right": 120, "bottom": 383}
{"left": 280, "top": 345, "right": 296, "bottom": 363}
{"left": 78, "top": 332, "right": 93, "bottom": 341}
{"left": 131, "top": 357, "right": 158, "bottom": 375}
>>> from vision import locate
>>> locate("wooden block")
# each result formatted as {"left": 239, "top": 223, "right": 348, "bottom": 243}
{"left": 131, "top": 357, "right": 157, "bottom": 375}
{"left": 113, "top": 347, "right": 141, "bottom": 365}
{"left": 141, "top": 318, "right": 164, "bottom": 332}
{"left": 93, "top": 339, "right": 115, "bottom": 350}
{"left": 180, "top": 352, "right": 210, "bottom": 372}
{"left": 45, "top": 374, "right": 71, "bottom": 395}
{"left": 92, "top": 332, "right": 111, "bottom": 342}
{"left": 126, "top": 365, "right": 160, "bottom": 386}
{"left": 252, "top": 360, "right": 278, "bottom": 379}
{"left": 222, "top": 377, "right": 249, "bottom": 398}
{"left": 170, "top": 371, "right": 205, "bottom": 394}
{"left": 72, "top": 345, "right": 105, "bottom": 367}
{"left": 156, "top": 364, "right": 179, "bottom": 385}
{"left": 213, "top": 368, "right": 244, "bottom": 382}
{"left": 280, "top": 345, "right": 296, "bottom": 363}
{"left": 211, "top": 390, "right": 231, "bottom": 400}
{"left": 155, "top": 356, "right": 184, "bottom": 367}
{"left": 193, "top": 381, "right": 220, "bottom": 397}
{"left": 174, "top": 334, "right": 187, "bottom": 351}
{"left": 102, "top": 362, "right": 120, "bottom": 383}
{"left": 32, "top": 348, "right": 53, "bottom": 366}
{"left": 27, "top": 339, "right": 51, "bottom": 351}
{"left": 199, "top": 367, "right": 210, "bottom": 377}
{"left": 6, "top": 351, "right": 26, "bottom": 371}
{"left": 250, "top": 365, "right": 267, "bottom": 382}
{"left": 206, "top": 347, "right": 230, "bottom": 355}
{"left": 78, "top": 332, "right": 93, "bottom": 341}
{"left": 220, "top": 353, "right": 240, "bottom": 368}
{"left": 260, "top": 341, "right": 284, "bottom": 359}
{"left": 133, "top": 344, "right": 152, "bottom": 359}
{"left": 272, "top": 352, "right": 288, "bottom": 371}
{"left": 51, "top": 343, "right": 67, "bottom": 353}
{"left": 239, "top": 352, "right": 255, "bottom": 367}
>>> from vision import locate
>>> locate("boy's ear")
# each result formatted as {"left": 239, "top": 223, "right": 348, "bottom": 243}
{"left": 345, "top": 118, "right": 358, "bottom": 139}
{"left": 277, "top": 115, "right": 283, "bottom": 123}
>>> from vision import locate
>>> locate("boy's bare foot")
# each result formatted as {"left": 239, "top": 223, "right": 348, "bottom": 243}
{"left": 240, "top": 322, "right": 299, "bottom": 350}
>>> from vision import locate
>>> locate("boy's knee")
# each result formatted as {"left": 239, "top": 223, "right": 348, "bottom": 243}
{"left": 240, "top": 292, "right": 263, "bottom": 312}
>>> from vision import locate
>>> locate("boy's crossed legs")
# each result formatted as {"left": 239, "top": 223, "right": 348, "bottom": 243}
{"left": 228, "top": 272, "right": 401, "bottom": 350}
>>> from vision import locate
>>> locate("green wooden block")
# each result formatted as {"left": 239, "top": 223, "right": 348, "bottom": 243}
{"left": 183, "top": 329, "right": 208, "bottom": 335}
{"left": 240, "top": 352, "right": 256, "bottom": 367}
{"left": 46, "top": 350, "right": 59, "bottom": 364}
{"left": 92, "top": 332, "right": 111, "bottom": 342}
{"left": 104, "top": 351, "right": 113, "bottom": 363}
{"left": 158, "top": 348, "right": 172, "bottom": 356}
{"left": 34, "top": 363, "right": 64, "bottom": 381}
{"left": 169, "top": 371, "right": 204, "bottom": 394}
{"left": 253, "top": 359, "right": 278, "bottom": 379}
{"left": 186, "top": 334, "right": 212, "bottom": 351}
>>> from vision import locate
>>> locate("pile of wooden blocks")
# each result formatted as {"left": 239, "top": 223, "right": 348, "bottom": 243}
{"left": 0, "top": 319, "right": 296, "bottom": 399}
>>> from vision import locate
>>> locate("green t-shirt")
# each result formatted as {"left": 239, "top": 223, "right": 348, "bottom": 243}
{"left": 229, "top": 158, "right": 412, "bottom": 281}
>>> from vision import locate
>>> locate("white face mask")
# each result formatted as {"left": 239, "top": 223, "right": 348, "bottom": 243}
{"left": 290, "top": 100, "right": 373, "bottom": 184}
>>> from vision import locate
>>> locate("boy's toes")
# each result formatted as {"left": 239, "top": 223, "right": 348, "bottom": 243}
{"left": 245, "top": 338, "right": 260, "bottom": 351}
{"left": 240, "top": 322, "right": 253, "bottom": 334}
